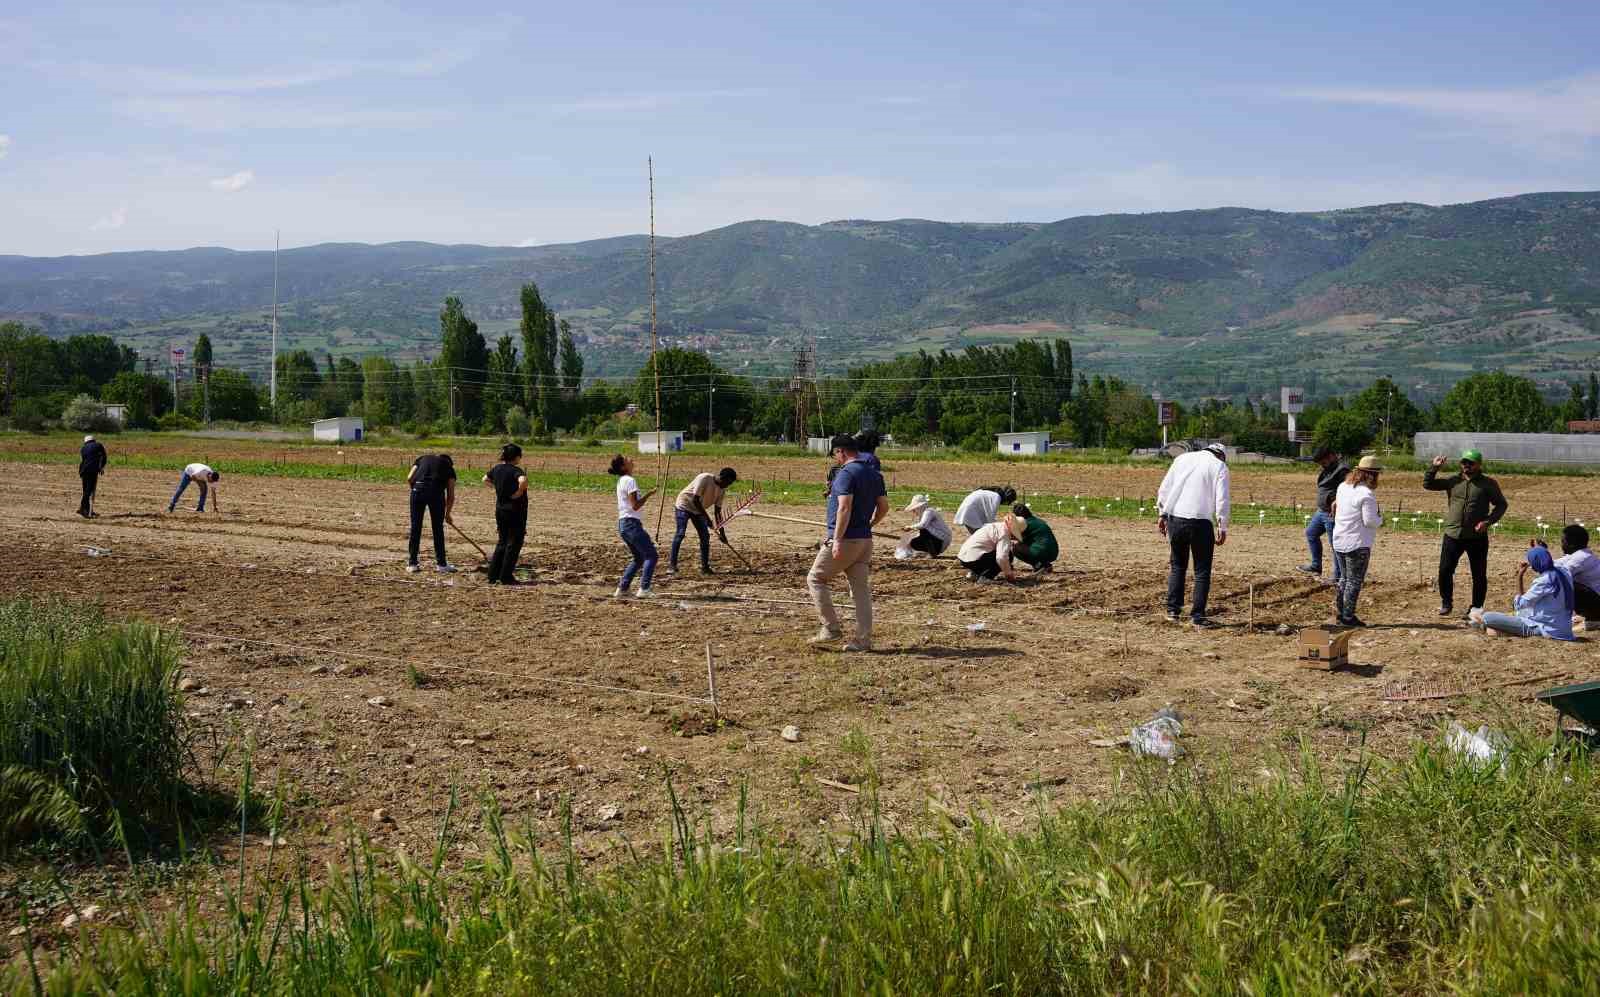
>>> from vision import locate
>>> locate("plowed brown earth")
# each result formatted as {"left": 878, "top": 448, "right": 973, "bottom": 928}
{"left": 3, "top": 459, "right": 1596, "bottom": 928}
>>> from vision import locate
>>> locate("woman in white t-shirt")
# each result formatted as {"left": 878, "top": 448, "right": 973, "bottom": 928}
{"left": 896, "top": 494, "right": 953, "bottom": 559}
{"left": 609, "top": 454, "right": 658, "bottom": 598}
{"left": 1330, "top": 456, "right": 1384, "bottom": 627}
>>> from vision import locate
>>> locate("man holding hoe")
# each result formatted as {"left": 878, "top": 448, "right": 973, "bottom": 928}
{"left": 669, "top": 466, "right": 738, "bottom": 575}
{"left": 808, "top": 433, "right": 888, "bottom": 652}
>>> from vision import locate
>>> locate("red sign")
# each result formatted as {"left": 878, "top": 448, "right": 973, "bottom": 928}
{"left": 1158, "top": 401, "right": 1176, "bottom": 426}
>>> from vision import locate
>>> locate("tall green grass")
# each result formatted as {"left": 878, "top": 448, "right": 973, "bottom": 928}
{"left": 16, "top": 736, "right": 1600, "bottom": 993}
{"left": 0, "top": 599, "right": 188, "bottom": 850}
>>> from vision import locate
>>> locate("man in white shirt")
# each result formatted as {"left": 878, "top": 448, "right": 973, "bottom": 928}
{"left": 1557, "top": 525, "right": 1600, "bottom": 623}
{"left": 1155, "top": 443, "right": 1230, "bottom": 626}
{"left": 953, "top": 486, "right": 1016, "bottom": 535}
{"left": 167, "top": 462, "right": 221, "bottom": 513}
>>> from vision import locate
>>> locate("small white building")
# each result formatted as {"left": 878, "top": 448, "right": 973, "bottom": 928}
{"left": 98, "top": 404, "right": 128, "bottom": 427}
{"left": 806, "top": 436, "right": 832, "bottom": 454}
{"left": 637, "top": 430, "right": 685, "bottom": 454}
{"left": 996, "top": 431, "right": 1051, "bottom": 456}
{"left": 311, "top": 416, "right": 365, "bottom": 443}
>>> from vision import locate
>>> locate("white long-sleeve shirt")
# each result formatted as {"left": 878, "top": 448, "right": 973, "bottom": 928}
{"left": 1331, "top": 481, "right": 1382, "bottom": 552}
{"left": 1155, "top": 450, "right": 1230, "bottom": 530}
{"left": 954, "top": 489, "right": 1001, "bottom": 531}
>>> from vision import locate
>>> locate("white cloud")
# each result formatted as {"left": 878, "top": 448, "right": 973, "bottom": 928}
{"left": 89, "top": 205, "right": 127, "bottom": 231}
{"left": 515, "top": 236, "right": 541, "bottom": 247}
{"left": 1278, "top": 72, "right": 1600, "bottom": 143}
{"left": 209, "top": 169, "right": 256, "bottom": 193}
{"left": 116, "top": 95, "right": 447, "bottom": 132}
{"left": 0, "top": 134, "right": 9, "bottom": 159}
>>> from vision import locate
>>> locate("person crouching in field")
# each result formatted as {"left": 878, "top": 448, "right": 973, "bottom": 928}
{"left": 896, "top": 494, "right": 952, "bottom": 559}
{"left": 167, "top": 462, "right": 221, "bottom": 514}
{"left": 483, "top": 444, "right": 528, "bottom": 585}
{"left": 958, "top": 514, "right": 1022, "bottom": 584}
{"left": 610, "top": 454, "right": 658, "bottom": 599}
{"left": 1330, "top": 456, "right": 1383, "bottom": 628}
{"left": 406, "top": 453, "right": 457, "bottom": 574}
{"left": 1008, "top": 503, "right": 1059, "bottom": 574}
{"left": 1556, "top": 525, "right": 1600, "bottom": 627}
{"left": 1472, "top": 545, "right": 1576, "bottom": 641}
{"left": 954, "top": 485, "right": 1016, "bottom": 535}
{"left": 670, "top": 467, "right": 737, "bottom": 575}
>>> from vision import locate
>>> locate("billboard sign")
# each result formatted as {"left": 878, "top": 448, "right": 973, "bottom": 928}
{"left": 1280, "top": 387, "right": 1305, "bottom": 414}
{"left": 171, "top": 346, "right": 186, "bottom": 363}
{"left": 1158, "top": 401, "right": 1176, "bottom": 426}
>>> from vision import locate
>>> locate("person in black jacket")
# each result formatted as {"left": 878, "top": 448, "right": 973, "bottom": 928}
{"left": 1298, "top": 447, "right": 1349, "bottom": 581}
{"left": 406, "top": 453, "right": 458, "bottom": 574}
{"left": 78, "top": 435, "right": 108, "bottom": 517}
{"left": 482, "top": 444, "right": 529, "bottom": 585}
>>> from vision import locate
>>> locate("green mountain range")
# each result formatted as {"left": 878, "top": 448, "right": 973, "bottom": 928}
{"left": 4, "top": 191, "right": 1598, "bottom": 401}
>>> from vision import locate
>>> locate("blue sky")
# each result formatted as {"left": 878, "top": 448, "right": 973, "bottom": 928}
{"left": 3, "top": 0, "right": 1597, "bottom": 256}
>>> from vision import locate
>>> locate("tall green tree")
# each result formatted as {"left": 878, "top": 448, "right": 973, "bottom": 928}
{"left": 101, "top": 370, "right": 173, "bottom": 428}
{"left": 518, "top": 283, "right": 558, "bottom": 427}
{"left": 1347, "top": 377, "right": 1425, "bottom": 445}
{"left": 274, "top": 350, "right": 322, "bottom": 403}
{"left": 1588, "top": 372, "right": 1599, "bottom": 420}
{"left": 484, "top": 336, "right": 520, "bottom": 432}
{"left": 193, "top": 333, "right": 213, "bottom": 368}
{"left": 0, "top": 323, "right": 62, "bottom": 412}
{"left": 361, "top": 356, "right": 398, "bottom": 426}
{"left": 1435, "top": 372, "right": 1551, "bottom": 433}
{"left": 559, "top": 319, "right": 583, "bottom": 390}
{"left": 438, "top": 296, "right": 488, "bottom": 426}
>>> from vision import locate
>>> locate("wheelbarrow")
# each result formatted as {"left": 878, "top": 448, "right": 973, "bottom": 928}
{"left": 1535, "top": 680, "right": 1600, "bottom": 745}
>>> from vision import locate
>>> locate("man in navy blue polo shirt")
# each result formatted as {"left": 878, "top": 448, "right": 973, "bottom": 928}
{"left": 808, "top": 433, "right": 889, "bottom": 652}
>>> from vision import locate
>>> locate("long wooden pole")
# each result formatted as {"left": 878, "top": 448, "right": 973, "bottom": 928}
{"left": 648, "top": 157, "right": 668, "bottom": 543}
{"left": 740, "top": 509, "right": 900, "bottom": 542}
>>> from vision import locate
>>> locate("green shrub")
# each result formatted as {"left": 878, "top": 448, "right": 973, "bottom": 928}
{"left": 8, "top": 396, "right": 52, "bottom": 432}
{"left": 157, "top": 411, "right": 202, "bottom": 431}
{"left": 0, "top": 599, "right": 188, "bottom": 850}
{"left": 61, "top": 392, "right": 122, "bottom": 433}
{"left": 505, "top": 405, "right": 532, "bottom": 437}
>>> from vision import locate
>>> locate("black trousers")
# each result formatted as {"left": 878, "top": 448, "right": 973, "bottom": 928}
{"left": 408, "top": 486, "right": 447, "bottom": 566}
{"left": 1438, "top": 533, "right": 1489, "bottom": 610}
{"left": 488, "top": 506, "right": 527, "bottom": 583}
{"left": 1575, "top": 584, "right": 1600, "bottom": 623}
{"left": 1166, "top": 516, "right": 1216, "bottom": 620}
{"left": 78, "top": 471, "right": 99, "bottom": 516}
{"left": 909, "top": 529, "right": 947, "bottom": 556}
{"left": 960, "top": 551, "right": 1002, "bottom": 579}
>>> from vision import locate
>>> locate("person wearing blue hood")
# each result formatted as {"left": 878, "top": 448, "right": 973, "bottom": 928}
{"left": 1473, "top": 544, "right": 1576, "bottom": 640}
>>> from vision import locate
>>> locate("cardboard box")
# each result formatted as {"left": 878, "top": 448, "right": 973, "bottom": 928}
{"left": 1298, "top": 627, "right": 1350, "bottom": 670}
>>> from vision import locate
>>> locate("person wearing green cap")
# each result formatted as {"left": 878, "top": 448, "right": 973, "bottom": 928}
{"left": 1424, "top": 448, "right": 1508, "bottom": 618}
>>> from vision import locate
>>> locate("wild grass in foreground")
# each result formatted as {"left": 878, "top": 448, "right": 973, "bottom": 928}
{"left": 0, "top": 599, "right": 191, "bottom": 852}
{"left": 13, "top": 737, "right": 1600, "bottom": 994}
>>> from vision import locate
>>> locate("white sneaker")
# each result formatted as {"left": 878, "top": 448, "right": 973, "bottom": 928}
{"left": 612, "top": 586, "right": 626, "bottom": 599}
{"left": 842, "top": 640, "right": 872, "bottom": 653}
{"left": 635, "top": 588, "right": 655, "bottom": 599}
{"left": 808, "top": 627, "right": 843, "bottom": 645}
{"left": 405, "top": 564, "right": 422, "bottom": 574}
{"left": 435, "top": 563, "right": 458, "bottom": 574}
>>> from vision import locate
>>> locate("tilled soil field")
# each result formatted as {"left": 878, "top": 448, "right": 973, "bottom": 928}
{"left": 3, "top": 459, "right": 1597, "bottom": 920}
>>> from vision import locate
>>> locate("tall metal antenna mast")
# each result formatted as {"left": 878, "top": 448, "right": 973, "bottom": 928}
{"left": 270, "top": 230, "right": 280, "bottom": 407}
{"left": 649, "top": 157, "right": 668, "bottom": 542}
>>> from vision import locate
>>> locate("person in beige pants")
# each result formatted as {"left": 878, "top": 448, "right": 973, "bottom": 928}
{"left": 809, "top": 433, "right": 889, "bottom": 652}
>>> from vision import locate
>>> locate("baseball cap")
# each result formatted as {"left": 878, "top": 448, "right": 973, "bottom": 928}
{"left": 1460, "top": 449, "right": 1483, "bottom": 463}
{"left": 1204, "top": 443, "right": 1228, "bottom": 460}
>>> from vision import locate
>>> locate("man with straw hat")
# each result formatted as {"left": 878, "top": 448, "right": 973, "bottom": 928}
{"left": 896, "top": 493, "right": 952, "bottom": 559}
{"left": 1330, "top": 455, "right": 1384, "bottom": 628}
{"left": 1424, "top": 447, "right": 1508, "bottom": 619}
{"left": 957, "top": 513, "right": 1024, "bottom": 583}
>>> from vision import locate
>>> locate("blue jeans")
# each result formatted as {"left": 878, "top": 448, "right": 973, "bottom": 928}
{"left": 618, "top": 518, "right": 658, "bottom": 591}
{"left": 168, "top": 473, "right": 208, "bottom": 511}
{"left": 670, "top": 507, "right": 710, "bottom": 570}
{"left": 1305, "top": 510, "right": 1341, "bottom": 580}
{"left": 1480, "top": 612, "right": 1539, "bottom": 637}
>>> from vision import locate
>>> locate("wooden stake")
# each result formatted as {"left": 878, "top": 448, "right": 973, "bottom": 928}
{"left": 1248, "top": 582, "right": 1255, "bottom": 630}
{"left": 704, "top": 642, "right": 720, "bottom": 722}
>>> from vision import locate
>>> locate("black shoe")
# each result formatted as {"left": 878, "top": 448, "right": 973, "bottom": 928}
{"left": 1190, "top": 617, "right": 1218, "bottom": 629}
{"left": 1340, "top": 616, "right": 1367, "bottom": 628}
{"left": 1296, "top": 564, "right": 1321, "bottom": 575}
{"left": 700, "top": 565, "right": 715, "bottom": 575}
{"left": 1437, "top": 606, "right": 1453, "bottom": 617}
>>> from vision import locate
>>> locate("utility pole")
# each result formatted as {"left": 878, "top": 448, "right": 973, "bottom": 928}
{"left": 448, "top": 371, "right": 455, "bottom": 431}
{"left": 708, "top": 380, "right": 716, "bottom": 440}
{"left": 1385, "top": 380, "right": 1394, "bottom": 449}
{"left": 143, "top": 356, "right": 155, "bottom": 422}
{"left": 1010, "top": 375, "right": 1017, "bottom": 433}
{"left": 270, "top": 229, "right": 279, "bottom": 409}
{"left": 199, "top": 363, "right": 211, "bottom": 424}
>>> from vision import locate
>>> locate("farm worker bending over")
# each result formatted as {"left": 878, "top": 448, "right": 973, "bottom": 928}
{"left": 406, "top": 453, "right": 457, "bottom": 574}
{"left": 1008, "top": 503, "right": 1059, "bottom": 574}
{"left": 483, "top": 444, "right": 528, "bottom": 585}
{"left": 78, "top": 435, "right": 107, "bottom": 518}
{"left": 1472, "top": 545, "right": 1576, "bottom": 640}
{"left": 610, "top": 454, "right": 658, "bottom": 599}
{"left": 1298, "top": 446, "right": 1349, "bottom": 581}
{"left": 954, "top": 486, "right": 1017, "bottom": 535}
{"left": 167, "top": 462, "right": 221, "bottom": 514}
{"left": 1555, "top": 525, "right": 1600, "bottom": 625}
{"left": 669, "top": 467, "right": 737, "bottom": 575}
{"left": 1330, "top": 456, "right": 1384, "bottom": 628}
{"left": 1424, "top": 449, "right": 1508, "bottom": 619}
{"left": 809, "top": 433, "right": 888, "bottom": 652}
{"left": 958, "top": 515, "right": 1022, "bottom": 583}
{"left": 1156, "top": 442, "right": 1230, "bottom": 627}
{"left": 896, "top": 494, "right": 952, "bottom": 559}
